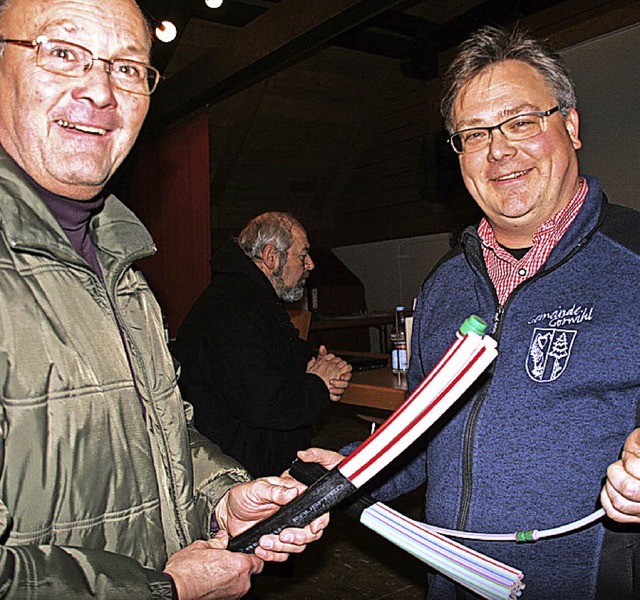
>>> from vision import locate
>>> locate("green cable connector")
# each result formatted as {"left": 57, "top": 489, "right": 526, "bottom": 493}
{"left": 459, "top": 314, "right": 488, "bottom": 337}
{"left": 515, "top": 530, "right": 537, "bottom": 543}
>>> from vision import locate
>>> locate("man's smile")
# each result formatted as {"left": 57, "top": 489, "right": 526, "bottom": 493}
{"left": 492, "top": 169, "right": 530, "bottom": 182}
{"left": 55, "top": 119, "right": 108, "bottom": 136}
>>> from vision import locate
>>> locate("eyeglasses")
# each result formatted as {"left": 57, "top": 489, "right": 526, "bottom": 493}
{"left": 448, "top": 106, "right": 560, "bottom": 155}
{"left": 0, "top": 35, "right": 161, "bottom": 95}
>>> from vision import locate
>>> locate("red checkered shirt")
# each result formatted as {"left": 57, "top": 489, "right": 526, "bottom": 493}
{"left": 478, "top": 177, "right": 588, "bottom": 304}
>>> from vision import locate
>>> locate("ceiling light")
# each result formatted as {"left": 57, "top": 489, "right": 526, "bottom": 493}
{"left": 155, "top": 20, "right": 177, "bottom": 43}
{"left": 205, "top": 0, "right": 224, "bottom": 8}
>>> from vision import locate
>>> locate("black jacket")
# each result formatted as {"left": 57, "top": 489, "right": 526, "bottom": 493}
{"left": 173, "top": 241, "right": 330, "bottom": 477}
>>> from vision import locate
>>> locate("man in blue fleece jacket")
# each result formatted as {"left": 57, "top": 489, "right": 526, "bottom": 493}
{"left": 305, "top": 25, "right": 640, "bottom": 599}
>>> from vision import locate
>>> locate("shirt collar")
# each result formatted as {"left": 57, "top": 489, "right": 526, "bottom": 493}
{"left": 478, "top": 177, "right": 588, "bottom": 254}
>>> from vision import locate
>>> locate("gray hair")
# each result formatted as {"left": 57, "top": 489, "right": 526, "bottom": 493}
{"left": 440, "top": 25, "right": 577, "bottom": 133}
{"left": 237, "top": 212, "right": 303, "bottom": 266}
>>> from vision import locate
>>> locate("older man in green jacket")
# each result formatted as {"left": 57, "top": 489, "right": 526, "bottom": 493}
{"left": 0, "top": 0, "right": 328, "bottom": 598}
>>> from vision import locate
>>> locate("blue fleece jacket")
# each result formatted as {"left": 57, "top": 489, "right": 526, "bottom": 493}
{"left": 370, "top": 176, "right": 640, "bottom": 599}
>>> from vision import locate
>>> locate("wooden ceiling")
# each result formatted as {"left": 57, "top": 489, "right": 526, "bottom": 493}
{"left": 139, "top": 0, "right": 639, "bottom": 128}
{"left": 132, "top": 0, "right": 639, "bottom": 248}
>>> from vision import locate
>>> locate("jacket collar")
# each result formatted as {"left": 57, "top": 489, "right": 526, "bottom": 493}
{"left": 462, "top": 174, "right": 605, "bottom": 271}
{"left": 0, "top": 146, "right": 156, "bottom": 267}
{"left": 212, "top": 239, "right": 282, "bottom": 305}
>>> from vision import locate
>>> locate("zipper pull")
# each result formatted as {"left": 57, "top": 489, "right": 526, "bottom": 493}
{"left": 491, "top": 305, "right": 504, "bottom": 335}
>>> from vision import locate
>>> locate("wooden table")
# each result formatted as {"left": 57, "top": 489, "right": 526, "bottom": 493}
{"left": 339, "top": 362, "right": 408, "bottom": 411}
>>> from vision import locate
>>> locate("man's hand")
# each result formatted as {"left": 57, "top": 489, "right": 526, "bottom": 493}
{"left": 307, "top": 345, "right": 352, "bottom": 401}
{"left": 215, "top": 477, "right": 329, "bottom": 560}
{"left": 297, "top": 447, "right": 345, "bottom": 471}
{"left": 601, "top": 428, "right": 640, "bottom": 522}
{"left": 164, "top": 531, "right": 263, "bottom": 600}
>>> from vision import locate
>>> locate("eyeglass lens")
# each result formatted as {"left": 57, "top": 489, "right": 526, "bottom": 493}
{"left": 37, "top": 38, "right": 158, "bottom": 95}
{"left": 451, "top": 112, "right": 552, "bottom": 154}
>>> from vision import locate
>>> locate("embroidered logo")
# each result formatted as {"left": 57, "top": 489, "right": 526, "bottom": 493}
{"left": 526, "top": 328, "right": 577, "bottom": 382}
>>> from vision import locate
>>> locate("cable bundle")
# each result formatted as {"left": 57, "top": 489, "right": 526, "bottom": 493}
{"left": 363, "top": 503, "right": 524, "bottom": 600}
{"left": 339, "top": 316, "right": 498, "bottom": 487}
{"left": 291, "top": 459, "right": 525, "bottom": 600}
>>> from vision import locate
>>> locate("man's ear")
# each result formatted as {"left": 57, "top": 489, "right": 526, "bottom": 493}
{"left": 260, "top": 244, "right": 280, "bottom": 273}
{"left": 564, "top": 107, "right": 582, "bottom": 150}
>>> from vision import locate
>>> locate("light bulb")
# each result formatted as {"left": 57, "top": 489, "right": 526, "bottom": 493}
{"left": 155, "top": 20, "right": 177, "bottom": 43}
{"left": 205, "top": 0, "right": 224, "bottom": 8}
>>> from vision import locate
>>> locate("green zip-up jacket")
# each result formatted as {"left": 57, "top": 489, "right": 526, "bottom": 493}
{"left": 0, "top": 148, "right": 252, "bottom": 599}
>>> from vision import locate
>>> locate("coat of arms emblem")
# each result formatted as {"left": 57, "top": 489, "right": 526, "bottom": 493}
{"left": 526, "top": 328, "right": 577, "bottom": 382}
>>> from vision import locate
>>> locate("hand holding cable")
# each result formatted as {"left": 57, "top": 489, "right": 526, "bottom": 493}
{"left": 601, "top": 427, "right": 640, "bottom": 523}
{"left": 217, "top": 477, "right": 329, "bottom": 560}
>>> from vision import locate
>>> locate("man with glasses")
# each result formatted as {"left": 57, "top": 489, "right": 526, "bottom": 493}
{"left": 0, "top": 0, "right": 331, "bottom": 598}
{"left": 173, "top": 212, "right": 352, "bottom": 480}
{"left": 315, "top": 25, "right": 640, "bottom": 598}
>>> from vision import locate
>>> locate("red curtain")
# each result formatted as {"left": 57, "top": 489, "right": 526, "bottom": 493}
{"left": 127, "top": 110, "right": 210, "bottom": 338}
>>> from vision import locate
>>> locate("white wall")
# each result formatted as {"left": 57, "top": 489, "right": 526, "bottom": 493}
{"left": 562, "top": 24, "right": 640, "bottom": 211}
{"left": 333, "top": 233, "right": 452, "bottom": 313}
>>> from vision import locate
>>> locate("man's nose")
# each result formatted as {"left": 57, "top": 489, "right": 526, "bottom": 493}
{"left": 305, "top": 255, "right": 314, "bottom": 270}
{"left": 487, "top": 128, "right": 517, "bottom": 161}
{"left": 72, "top": 60, "right": 118, "bottom": 107}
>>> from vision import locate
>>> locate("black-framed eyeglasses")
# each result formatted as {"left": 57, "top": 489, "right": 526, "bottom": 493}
{"left": 448, "top": 106, "right": 560, "bottom": 155}
{"left": 0, "top": 35, "right": 161, "bottom": 95}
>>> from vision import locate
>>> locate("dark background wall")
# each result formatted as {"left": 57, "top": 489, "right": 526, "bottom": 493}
{"left": 122, "top": 4, "right": 639, "bottom": 335}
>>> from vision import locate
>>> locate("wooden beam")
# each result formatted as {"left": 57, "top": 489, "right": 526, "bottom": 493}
{"left": 406, "top": 0, "right": 640, "bottom": 80}
{"left": 147, "top": 0, "right": 413, "bottom": 127}
{"left": 333, "top": 27, "right": 416, "bottom": 59}
{"left": 520, "top": 0, "right": 640, "bottom": 49}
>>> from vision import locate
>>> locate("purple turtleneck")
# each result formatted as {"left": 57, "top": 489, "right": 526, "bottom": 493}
{"left": 24, "top": 172, "right": 106, "bottom": 280}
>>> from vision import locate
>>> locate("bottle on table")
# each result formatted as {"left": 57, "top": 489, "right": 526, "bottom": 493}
{"left": 390, "top": 305, "right": 408, "bottom": 374}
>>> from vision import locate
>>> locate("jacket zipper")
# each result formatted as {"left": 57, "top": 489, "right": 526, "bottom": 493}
{"left": 108, "top": 256, "right": 191, "bottom": 549}
{"left": 455, "top": 297, "right": 502, "bottom": 534}
{"left": 455, "top": 230, "right": 595, "bottom": 535}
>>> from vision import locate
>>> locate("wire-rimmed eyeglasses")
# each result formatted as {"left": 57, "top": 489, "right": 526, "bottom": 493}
{"left": 0, "top": 35, "right": 161, "bottom": 96}
{"left": 448, "top": 106, "right": 560, "bottom": 155}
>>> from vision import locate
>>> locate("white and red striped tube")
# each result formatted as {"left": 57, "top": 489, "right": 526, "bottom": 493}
{"left": 339, "top": 322, "right": 497, "bottom": 487}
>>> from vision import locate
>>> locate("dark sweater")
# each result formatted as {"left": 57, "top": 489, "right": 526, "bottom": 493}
{"left": 173, "top": 241, "right": 329, "bottom": 478}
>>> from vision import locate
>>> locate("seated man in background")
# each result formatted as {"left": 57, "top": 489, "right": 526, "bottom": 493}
{"left": 0, "top": 0, "right": 328, "bottom": 597}
{"left": 174, "top": 212, "right": 352, "bottom": 478}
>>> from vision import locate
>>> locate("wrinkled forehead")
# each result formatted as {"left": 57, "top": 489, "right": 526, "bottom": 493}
{"left": 1, "top": 0, "right": 151, "bottom": 58}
